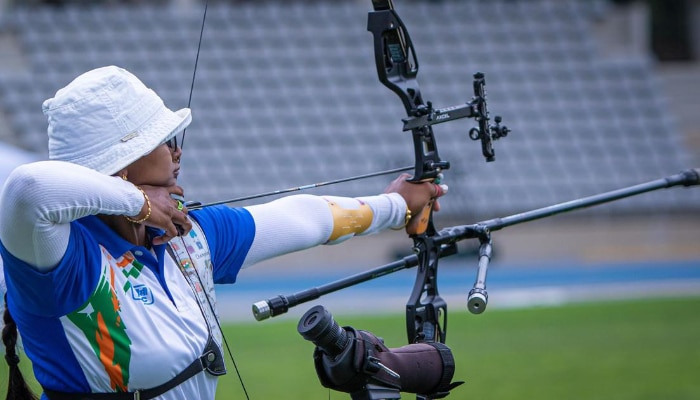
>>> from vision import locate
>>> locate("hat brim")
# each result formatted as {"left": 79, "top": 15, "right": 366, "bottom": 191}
{"left": 96, "top": 107, "right": 192, "bottom": 175}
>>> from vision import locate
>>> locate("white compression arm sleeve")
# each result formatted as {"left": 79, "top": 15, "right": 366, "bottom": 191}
{"left": 242, "top": 192, "right": 406, "bottom": 268}
{"left": 0, "top": 161, "right": 145, "bottom": 270}
{"left": 0, "top": 161, "right": 407, "bottom": 272}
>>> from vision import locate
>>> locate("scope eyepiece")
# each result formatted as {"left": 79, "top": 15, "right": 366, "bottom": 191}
{"left": 298, "top": 305, "right": 349, "bottom": 358}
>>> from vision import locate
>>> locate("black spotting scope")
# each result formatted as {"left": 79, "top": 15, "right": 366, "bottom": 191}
{"left": 298, "top": 305, "right": 463, "bottom": 399}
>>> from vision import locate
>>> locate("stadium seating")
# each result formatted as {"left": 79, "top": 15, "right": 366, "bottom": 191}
{"left": 0, "top": 0, "right": 697, "bottom": 222}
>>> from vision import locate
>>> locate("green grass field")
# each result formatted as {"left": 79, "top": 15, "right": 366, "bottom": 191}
{"left": 3, "top": 297, "right": 699, "bottom": 399}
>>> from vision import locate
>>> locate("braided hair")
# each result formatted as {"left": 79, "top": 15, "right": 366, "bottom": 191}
{"left": 2, "top": 294, "right": 39, "bottom": 400}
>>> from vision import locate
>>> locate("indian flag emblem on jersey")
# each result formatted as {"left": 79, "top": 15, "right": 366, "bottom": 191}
{"left": 181, "top": 258, "right": 193, "bottom": 270}
{"left": 67, "top": 268, "right": 132, "bottom": 392}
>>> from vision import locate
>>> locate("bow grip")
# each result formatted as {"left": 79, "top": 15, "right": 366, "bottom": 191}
{"left": 406, "top": 199, "right": 434, "bottom": 236}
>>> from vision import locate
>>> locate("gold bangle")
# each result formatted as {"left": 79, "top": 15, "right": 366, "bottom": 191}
{"left": 391, "top": 206, "right": 412, "bottom": 230}
{"left": 125, "top": 186, "right": 152, "bottom": 224}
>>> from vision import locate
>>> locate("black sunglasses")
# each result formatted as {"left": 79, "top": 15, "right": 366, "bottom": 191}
{"left": 165, "top": 129, "right": 187, "bottom": 151}
{"left": 165, "top": 135, "right": 178, "bottom": 151}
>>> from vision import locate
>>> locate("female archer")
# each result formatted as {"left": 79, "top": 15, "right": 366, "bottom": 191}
{"left": 0, "top": 65, "right": 445, "bottom": 399}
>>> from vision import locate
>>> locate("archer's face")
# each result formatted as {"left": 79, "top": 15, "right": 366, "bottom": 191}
{"left": 126, "top": 143, "right": 182, "bottom": 188}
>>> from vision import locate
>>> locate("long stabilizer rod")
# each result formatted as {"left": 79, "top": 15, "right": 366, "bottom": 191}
{"left": 252, "top": 168, "right": 699, "bottom": 321}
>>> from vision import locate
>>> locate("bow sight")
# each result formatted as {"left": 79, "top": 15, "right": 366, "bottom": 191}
{"left": 368, "top": 0, "right": 509, "bottom": 171}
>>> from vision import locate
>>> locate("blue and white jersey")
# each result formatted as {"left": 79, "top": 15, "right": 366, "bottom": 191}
{"left": 2, "top": 205, "right": 255, "bottom": 399}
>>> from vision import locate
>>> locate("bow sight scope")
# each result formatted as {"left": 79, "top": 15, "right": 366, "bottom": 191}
{"left": 298, "top": 305, "right": 463, "bottom": 399}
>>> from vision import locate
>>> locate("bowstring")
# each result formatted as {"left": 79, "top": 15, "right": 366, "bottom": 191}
{"left": 180, "top": 0, "right": 208, "bottom": 150}
{"left": 169, "top": 240, "right": 251, "bottom": 400}
{"left": 177, "top": 1, "right": 250, "bottom": 398}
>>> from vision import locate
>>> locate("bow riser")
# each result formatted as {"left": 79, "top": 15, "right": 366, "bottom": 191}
{"left": 368, "top": 2, "right": 452, "bottom": 350}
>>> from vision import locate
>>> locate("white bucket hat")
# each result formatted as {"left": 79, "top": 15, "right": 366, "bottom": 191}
{"left": 43, "top": 65, "right": 192, "bottom": 175}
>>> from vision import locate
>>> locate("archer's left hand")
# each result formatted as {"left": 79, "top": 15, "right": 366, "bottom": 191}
{"left": 384, "top": 173, "right": 448, "bottom": 230}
